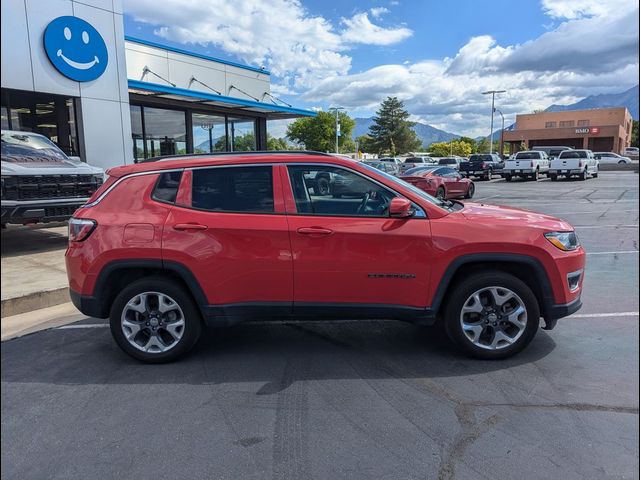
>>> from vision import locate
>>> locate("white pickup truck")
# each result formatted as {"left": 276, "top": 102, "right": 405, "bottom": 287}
{"left": 503, "top": 150, "right": 550, "bottom": 181}
{"left": 1, "top": 130, "right": 104, "bottom": 226}
{"left": 549, "top": 149, "right": 599, "bottom": 181}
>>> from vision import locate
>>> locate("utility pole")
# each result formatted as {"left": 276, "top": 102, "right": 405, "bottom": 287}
{"left": 495, "top": 108, "right": 505, "bottom": 158}
{"left": 482, "top": 90, "right": 506, "bottom": 154}
{"left": 328, "top": 107, "right": 345, "bottom": 153}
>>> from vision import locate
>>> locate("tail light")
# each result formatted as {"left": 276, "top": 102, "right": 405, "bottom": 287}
{"left": 69, "top": 218, "right": 97, "bottom": 242}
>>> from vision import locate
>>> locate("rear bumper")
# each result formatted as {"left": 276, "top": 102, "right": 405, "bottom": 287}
{"left": 549, "top": 169, "right": 582, "bottom": 175}
{"left": 542, "top": 296, "right": 582, "bottom": 330}
{"left": 70, "top": 289, "right": 108, "bottom": 318}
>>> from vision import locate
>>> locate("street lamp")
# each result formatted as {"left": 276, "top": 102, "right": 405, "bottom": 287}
{"left": 482, "top": 90, "right": 506, "bottom": 154}
{"left": 495, "top": 108, "right": 505, "bottom": 158}
{"left": 328, "top": 107, "right": 345, "bottom": 153}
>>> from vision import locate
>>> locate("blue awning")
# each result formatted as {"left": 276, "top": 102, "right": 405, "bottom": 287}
{"left": 128, "top": 80, "right": 316, "bottom": 119}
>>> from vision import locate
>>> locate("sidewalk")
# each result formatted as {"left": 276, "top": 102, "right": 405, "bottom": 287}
{"left": 1, "top": 224, "right": 70, "bottom": 317}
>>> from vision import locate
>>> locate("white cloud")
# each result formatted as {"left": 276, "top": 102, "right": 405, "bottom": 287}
{"left": 541, "top": 0, "right": 636, "bottom": 19}
{"left": 370, "top": 7, "right": 389, "bottom": 19}
{"left": 341, "top": 12, "right": 413, "bottom": 45}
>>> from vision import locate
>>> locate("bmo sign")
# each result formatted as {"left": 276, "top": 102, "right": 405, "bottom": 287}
{"left": 575, "top": 127, "right": 600, "bottom": 135}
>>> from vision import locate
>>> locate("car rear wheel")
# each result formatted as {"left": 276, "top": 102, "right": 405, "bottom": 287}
{"left": 464, "top": 183, "right": 475, "bottom": 199}
{"left": 579, "top": 169, "right": 588, "bottom": 181}
{"left": 444, "top": 271, "right": 540, "bottom": 359}
{"left": 504, "top": 174, "right": 512, "bottom": 182}
{"left": 484, "top": 169, "right": 492, "bottom": 181}
{"left": 110, "top": 277, "right": 202, "bottom": 363}
{"left": 531, "top": 169, "right": 539, "bottom": 181}
{"left": 550, "top": 174, "right": 558, "bottom": 181}
{"left": 436, "top": 186, "right": 446, "bottom": 200}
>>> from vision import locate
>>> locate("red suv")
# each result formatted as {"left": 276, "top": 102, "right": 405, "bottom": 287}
{"left": 65, "top": 152, "right": 585, "bottom": 363}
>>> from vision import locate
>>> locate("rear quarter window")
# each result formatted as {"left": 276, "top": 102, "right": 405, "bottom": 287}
{"left": 152, "top": 171, "right": 183, "bottom": 204}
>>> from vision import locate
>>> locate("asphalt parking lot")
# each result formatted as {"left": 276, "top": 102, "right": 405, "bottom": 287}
{"left": 2, "top": 171, "right": 638, "bottom": 479}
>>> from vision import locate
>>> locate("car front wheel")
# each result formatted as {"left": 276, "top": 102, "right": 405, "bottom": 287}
{"left": 436, "top": 186, "right": 446, "bottom": 200}
{"left": 464, "top": 183, "right": 475, "bottom": 199}
{"left": 444, "top": 272, "right": 540, "bottom": 359}
{"left": 110, "top": 277, "right": 202, "bottom": 363}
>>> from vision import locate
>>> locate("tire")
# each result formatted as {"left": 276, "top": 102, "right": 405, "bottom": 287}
{"left": 550, "top": 174, "right": 558, "bottom": 181}
{"left": 436, "top": 186, "right": 446, "bottom": 200}
{"left": 618, "top": 160, "right": 625, "bottom": 165}
{"left": 592, "top": 168, "right": 599, "bottom": 178}
{"left": 110, "top": 276, "right": 203, "bottom": 363}
{"left": 579, "top": 169, "right": 587, "bottom": 181}
{"left": 464, "top": 183, "right": 475, "bottom": 199}
{"left": 443, "top": 271, "right": 540, "bottom": 360}
{"left": 484, "top": 169, "right": 492, "bottom": 181}
{"left": 531, "top": 169, "right": 539, "bottom": 181}
{"left": 504, "top": 174, "right": 512, "bottom": 182}
{"left": 313, "top": 177, "right": 330, "bottom": 196}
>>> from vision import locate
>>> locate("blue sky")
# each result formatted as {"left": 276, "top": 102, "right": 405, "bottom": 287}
{"left": 123, "top": 0, "right": 639, "bottom": 136}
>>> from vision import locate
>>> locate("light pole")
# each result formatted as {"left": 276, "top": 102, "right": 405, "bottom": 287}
{"left": 328, "top": 107, "right": 345, "bottom": 153}
{"left": 482, "top": 90, "right": 506, "bottom": 153}
{"left": 495, "top": 108, "right": 505, "bottom": 158}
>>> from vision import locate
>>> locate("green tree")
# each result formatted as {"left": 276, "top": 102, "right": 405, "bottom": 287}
{"left": 267, "top": 135, "right": 289, "bottom": 150}
{"left": 458, "top": 136, "right": 478, "bottom": 153}
{"left": 632, "top": 120, "right": 639, "bottom": 148}
{"left": 355, "top": 135, "right": 375, "bottom": 153}
{"left": 428, "top": 140, "right": 472, "bottom": 157}
{"left": 368, "top": 97, "right": 422, "bottom": 155}
{"left": 286, "top": 111, "right": 355, "bottom": 153}
{"left": 476, "top": 137, "right": 491, "bottom": 153}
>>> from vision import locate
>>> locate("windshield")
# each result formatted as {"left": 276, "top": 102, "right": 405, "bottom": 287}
{"left": 559, "top": 151, "right": 588, "bottom": 159}
{"left": 515, "top": 152, "right": 540, "bottom": 159}
{"left": 360, "top": 162, "right": 449, "bottom": 209}
{"left": 1, "top": 132, "right": 68, "bottom": 159}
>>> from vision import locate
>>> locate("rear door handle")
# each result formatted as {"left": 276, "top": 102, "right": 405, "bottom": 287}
{"left": 297, "top": 227, "right": 333, "bottom": 236}
{"left": 173, "top": 223, "right": 208, "bottom": 231}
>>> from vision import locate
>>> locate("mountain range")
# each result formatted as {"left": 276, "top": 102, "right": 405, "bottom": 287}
{"left": 353, "top": 85, "right": 639, "bottom": 147}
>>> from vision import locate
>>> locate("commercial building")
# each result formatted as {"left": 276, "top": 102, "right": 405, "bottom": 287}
{"left": 1, "top": 0, "right": 315, "bottom": 170}
{"left": 502, "top": 107, "right": 633, "bottom": 154}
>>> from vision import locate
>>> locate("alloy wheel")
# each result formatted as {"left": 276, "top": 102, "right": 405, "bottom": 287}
{"left": 121, "top": 292, "right": 186, "bottom": 353}
{"left": 459, "top": 286, "right": 527, "bottom": 350}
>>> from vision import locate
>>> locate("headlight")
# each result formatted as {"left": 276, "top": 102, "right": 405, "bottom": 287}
{"left": 545, "top": 231, "right": 580, "bottom": 251}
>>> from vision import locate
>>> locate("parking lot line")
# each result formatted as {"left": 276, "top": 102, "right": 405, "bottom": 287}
{"left": 569, "top": 312, "right": 639, "bottom": 318}
{"left": 574, "top": 225, "right": 638, "bottom": 229}
{"left": 57, "top": 324, "right": 108, "bottom": 329}
{"left": 586, "top": 251, "right": 639, "bottom": 255}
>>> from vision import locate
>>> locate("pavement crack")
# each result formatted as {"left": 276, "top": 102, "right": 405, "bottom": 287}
{"left": 466, "top": 402, "right": 639, "bottom": 414}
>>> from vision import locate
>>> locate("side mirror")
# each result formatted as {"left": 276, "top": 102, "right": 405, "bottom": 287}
{"left": 389, "top": 197, "right": 414, "bottom": 218}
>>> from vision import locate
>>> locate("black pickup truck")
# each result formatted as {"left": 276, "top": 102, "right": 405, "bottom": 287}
{"left": 459, "top": 153, "right": 504, "bottom": 180}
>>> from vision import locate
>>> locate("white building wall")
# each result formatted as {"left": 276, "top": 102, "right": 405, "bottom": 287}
{"left": 125, "top": 40, "right": 271, "bottom": 102}
{"left": 0, "top": 0, "right": 132, "bottom": 169}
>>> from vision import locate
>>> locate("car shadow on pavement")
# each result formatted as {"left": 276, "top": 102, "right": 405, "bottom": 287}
{"left": 0, "top": 320, "right": 556, "bottom": 392}
{"left": 1, "top": 224, "right": 68, "bottom": 258}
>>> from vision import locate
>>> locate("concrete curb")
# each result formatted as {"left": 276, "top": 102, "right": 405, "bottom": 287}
{"left": 1, "top": 287, "right": 70, "bottom": 318}
{"left": 1, "top": 302, "right": 86, "bottom": 341}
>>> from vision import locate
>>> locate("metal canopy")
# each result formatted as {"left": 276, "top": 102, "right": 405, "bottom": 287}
{"left": 128, "top": 80, "right": 316, "bottom": 119}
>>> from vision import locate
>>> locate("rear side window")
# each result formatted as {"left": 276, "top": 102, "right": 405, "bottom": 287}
{"left": 559, "top": 151, "right": 587, "bottom": 159}
{"left": 152, "top": 171, "right": 183, "bottom": 204}
{"left": 191, "top": 166, "right": 274, "bottom": 213}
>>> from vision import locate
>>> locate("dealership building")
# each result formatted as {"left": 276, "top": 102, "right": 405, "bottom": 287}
{"left": 1, "top": 0, "right": 315, "bottom": 170}
{"left": 502, "top": 107, "right": 633, "bottom": 154}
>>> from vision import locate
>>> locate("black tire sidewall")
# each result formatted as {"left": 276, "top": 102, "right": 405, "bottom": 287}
{"left": 109, "top": 277, "right": 203, "bottom": 363}
{"left": 437, "top": 187, "right": 445, "bottom": 199}
{"left": 444, "top": 272, "right": 540, "bottom": 360}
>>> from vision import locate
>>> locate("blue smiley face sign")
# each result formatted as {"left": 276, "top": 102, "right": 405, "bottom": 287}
{"left": 43, "top": 16, "right": 108, "bottom": 82}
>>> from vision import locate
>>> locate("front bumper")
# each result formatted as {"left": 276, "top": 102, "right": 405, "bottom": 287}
{"left": 542, "top": 296, "right": 582, "bottom": 330}
{"left": 1, "top": 199, "right": 86, "bottom": 224}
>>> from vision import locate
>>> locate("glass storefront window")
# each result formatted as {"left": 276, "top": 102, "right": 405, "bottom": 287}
{"left": 228, "top": 117, "right": 256, "bottom": 151}
{"left": 192, "top": 113, "right": 226, "bottom": 153}
{"left": 143, "top": 107, "right": 187, "bottom": 158}
{"left": 130, "top": 105, "right": 144, "bottom": 162}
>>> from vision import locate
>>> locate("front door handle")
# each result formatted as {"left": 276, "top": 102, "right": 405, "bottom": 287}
{"left": 297, "top": 227, "right": 333, "bottom": 236}
{"left": 173, "top": 223, "right": 208, "bottom": 231}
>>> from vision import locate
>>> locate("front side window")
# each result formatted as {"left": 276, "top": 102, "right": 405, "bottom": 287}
{"left": 191, "top": 166, "right": 274, "bottom": 213}
{"left": 288, "top": 165, "right": 396, "bottom": 217}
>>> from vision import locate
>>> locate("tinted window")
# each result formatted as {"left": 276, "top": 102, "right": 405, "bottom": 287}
{"left": 515, "top": 152, "right": 540, "bottom": 159}
{"left": 191, "top": 166, "right": 273, "bottom": 213}
{"left": 438, "top": 158, "right": 457, "bottom": 165}
{"left": 559, "top": 151, "right": 588, "bottom": 159}
{"left": 469, "top": 154, "right": 491, "bottom": 162}
{"left": 288, "top": 165, "right": 395, "bottom": 217}
{"left": 153, "top": 171, "right": 183, "bottom": 204}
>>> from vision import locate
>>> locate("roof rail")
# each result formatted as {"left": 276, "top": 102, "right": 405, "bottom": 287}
{"left": 137, "top": 150, "right": 336, "bottom": 163}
